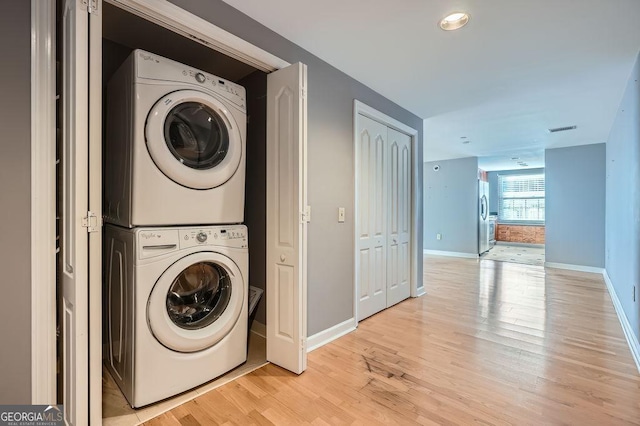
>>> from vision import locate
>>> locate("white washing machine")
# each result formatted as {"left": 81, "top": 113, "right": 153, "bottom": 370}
{"left": 104, "top": 224, "right": 248, "bottom": 408}
{"left": 104, "top": 49, "right": 247, "bottom": 227}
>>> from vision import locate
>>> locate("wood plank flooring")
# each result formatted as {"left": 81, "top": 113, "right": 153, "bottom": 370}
{"left": 145, "top": 256, "right": 640, "bottom": 425}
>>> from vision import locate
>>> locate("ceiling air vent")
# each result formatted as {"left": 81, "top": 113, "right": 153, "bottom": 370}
{"left": 548, "top": 125, "right": 577, "bottom": 133}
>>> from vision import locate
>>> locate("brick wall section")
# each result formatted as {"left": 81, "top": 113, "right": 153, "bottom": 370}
{"left": 496, "top": 224, "right": 545, "bottom": 244}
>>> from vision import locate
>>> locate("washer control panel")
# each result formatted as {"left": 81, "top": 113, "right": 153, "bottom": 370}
{"left": 179, "top": 225, "right": 248, "bottom": 249}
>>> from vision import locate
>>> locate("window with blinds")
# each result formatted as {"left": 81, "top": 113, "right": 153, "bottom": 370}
{"left": 498, "top": 174, "right": 545, "bottom": 223}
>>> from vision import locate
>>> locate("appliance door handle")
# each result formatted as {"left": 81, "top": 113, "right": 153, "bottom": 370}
{"left": 481, "top": 195, "right": 488, "bottom": 220}
{"left": 142, "top": 244, "right": 178, "bottom": 250}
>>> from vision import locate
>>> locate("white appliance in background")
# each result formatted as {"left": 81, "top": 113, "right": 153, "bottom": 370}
{"left": 478, "top": 179, "right": 490, "bottom": 254}
{"left": 104, "top": 224, "right": 248, "bottom": 408}
{"left": 104, "top": 49, "right": 247, "bottom": 227}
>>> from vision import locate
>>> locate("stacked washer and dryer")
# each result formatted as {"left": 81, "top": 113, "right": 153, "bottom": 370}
{"left": 103, "top": 50, "right": 249, "bottom": 408}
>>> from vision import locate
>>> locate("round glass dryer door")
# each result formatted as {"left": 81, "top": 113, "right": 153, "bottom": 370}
{"left": 164, "top": 102, "right": 229, "bottom": 171}
{"left": 147, "top": 252, "right": 244, "bottom": 353}
{"left": 145, "top": 89, "right": 243, "bottom": 190}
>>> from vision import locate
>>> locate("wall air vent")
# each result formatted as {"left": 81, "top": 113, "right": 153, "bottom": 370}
{"left": 548, "top": 125, "right": 577, "bottom": 133}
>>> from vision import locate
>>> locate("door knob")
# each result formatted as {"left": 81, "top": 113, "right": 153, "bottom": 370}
{"left": 280, "top": 254, "right": 286, "bottom": 262}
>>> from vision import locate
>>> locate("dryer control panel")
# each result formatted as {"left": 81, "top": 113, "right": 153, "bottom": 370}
{"left": 134, "top": 49, "right": 246, "bottom": 111}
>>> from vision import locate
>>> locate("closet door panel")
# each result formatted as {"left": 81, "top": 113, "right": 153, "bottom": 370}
{"left": 387, "top": 128, "right": 411, "bottom": 307}
{"left": 356, "top": 115, "right": 387, "bottom": 320}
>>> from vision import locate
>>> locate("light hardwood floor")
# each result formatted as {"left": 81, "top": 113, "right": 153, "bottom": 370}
{"left": 145, "top": 256, "right": 640, "bottom": 425}
{"left": 103, "top": 332, "right": 267, "bottom": 425}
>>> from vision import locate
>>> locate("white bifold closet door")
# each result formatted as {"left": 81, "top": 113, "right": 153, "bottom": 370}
{"left": 386, "top": 128, "right": 411, "bottom": 307}
{"left": 266, "top": 62, "right": 308, "bottom": 374}
{"left": 61, "top": 0, "right": 102, "bottom": 424}
{"left": 357, "top": 115, "right": 412, "bottom": 321}
{"left": 357, "top": 116, "right": 388, "bottom": 320}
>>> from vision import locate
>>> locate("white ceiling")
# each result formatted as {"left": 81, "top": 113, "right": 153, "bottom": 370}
{"left": 225, "top": 0, "right": 640, "bottom": 170}
{"left": 222, "top": 0, "right": 640, "bottom": 170}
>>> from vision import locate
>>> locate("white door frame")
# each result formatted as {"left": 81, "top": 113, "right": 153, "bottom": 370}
{"left": 31, "top": 0, "right": 305, "bottom": 412}
{"left": 31, "top": 0, "right": 57, "bottom": 404}
{"left": 353, "top": 100, "right": 421, "bottom": 323}
{"left": 105, "top": 0, "right": 290, "bottom": 71}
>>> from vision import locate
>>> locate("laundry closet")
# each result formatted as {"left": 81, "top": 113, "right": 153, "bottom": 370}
{"left": 99, "top": 2, "right": 270, "bottom": 420}
{"left": 56, "top": 0, "right": 309, "bottom": 422}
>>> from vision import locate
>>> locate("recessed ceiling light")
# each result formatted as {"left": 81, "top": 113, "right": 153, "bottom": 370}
{"left": 439, "top": 12, "right": 470, "bottom": 31}
{"left": 511, "top": 157, "right": 520, "bottom": 160}
{"left": 460, "top": 136, "right": 467, "bottom": 139}
{"left": 462, "top": 140, "right": 471, "bottom": 144}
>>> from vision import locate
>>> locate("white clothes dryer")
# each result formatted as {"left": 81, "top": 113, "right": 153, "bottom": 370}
{"left": 104, "top": 49, "right": 247, "bottom": 227}
{"left": 104, "top": 224, "right": 248, "bottom": 408}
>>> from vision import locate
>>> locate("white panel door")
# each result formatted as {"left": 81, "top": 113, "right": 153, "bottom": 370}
{"left": 356, "top": 115, "right": 388, "bottom": 321}
{"left": 61, "top": 0, "right": 89, "bottom": 424}
{"left": 386, "top": 128, "right": 411, "bottom": 307}
{"left": 266, "top": 62, "right": 308, "bottom": 374}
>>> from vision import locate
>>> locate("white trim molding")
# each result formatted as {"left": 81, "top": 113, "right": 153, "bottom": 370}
{"left": 31, "top": 0, "right": 57, "bottom": 404}
{"left": 602, "top": 271, "right": 640, "bottom": 373}
{"left": 106, "top": 0, "right": 290, "bottom": 72}
{"left": 544, "top": 262, "right": 605, "bottom": 274}
{"left": 424, "top": 249, "right": 478, "bottom": 259}
{"left": 354, "top": 100, "right": 418, "bottom": 137}
{"left": 307, "top": 318, "right": 357, "bottom": 352}
{"left": 495, "top": 241, "right": 544, "bottom": 248}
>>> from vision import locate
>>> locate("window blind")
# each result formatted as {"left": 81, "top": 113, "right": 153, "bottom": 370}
{"left": 498, "top": 174, "right": 545, "bottom": 223}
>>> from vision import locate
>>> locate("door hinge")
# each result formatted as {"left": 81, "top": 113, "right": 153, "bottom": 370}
{"left": 87, "top": 0, "right": 99, "bottom": 14}
{"left": 300, "top": 86, "right": 306, "bottom": 99}
{"left": 300, "top": 205, "right": 311, "bottom": 223}
{"left": 82, "top": 211, "right": 102, "bottom": 233}
{"left": 301, "top": 337, "right": 307, "bottom": 353}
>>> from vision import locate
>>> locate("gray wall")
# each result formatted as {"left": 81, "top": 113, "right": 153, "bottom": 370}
{"left": 487, "top": 168, "right": 545, "bottom": 215}
{"left": 545, "top": 144, "right": 606, "bottom": 267}
{"left": 0, "top": 0, "right": 32, "bottom": 403}
{"left": 605, "top": 52, "right": 640, "bottom": 343}
{"left": 424, "top": 157, "right": 479, "bottom": 254}
{"left": 168, "top": 0, "right": 424, "bottom": 335}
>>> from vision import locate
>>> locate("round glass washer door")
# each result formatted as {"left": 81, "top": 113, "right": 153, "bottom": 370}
{"left": 145, "top": 89, "right": 243, "bottom": 190}
{"left": 147, "top": 252, "right": 244, "bottom": 353}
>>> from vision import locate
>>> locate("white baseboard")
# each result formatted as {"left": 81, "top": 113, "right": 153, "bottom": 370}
{"left": 496, "top": 241, "right": 544, "bottom": 248}
{"left": 424, "top": 249, "right": 478, "bottom": 259}
{"left": 544, "top": 262, "right": 605, "bottom": 274}
{"left": 602, "top": 271, "right": 640, "bottom": 373}
{"left": 414, "top": 287, "right": 426, "bottom": 297}
{"left": 307, "top": 318, "right": 356, "bottom": 353}
{"left": 250, "top": 320, "right": 266, "bottom": 338}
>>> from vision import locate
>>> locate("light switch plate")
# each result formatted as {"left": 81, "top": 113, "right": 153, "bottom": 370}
{"left": 338, "top": 207, "right": 345, "bottom": 223}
